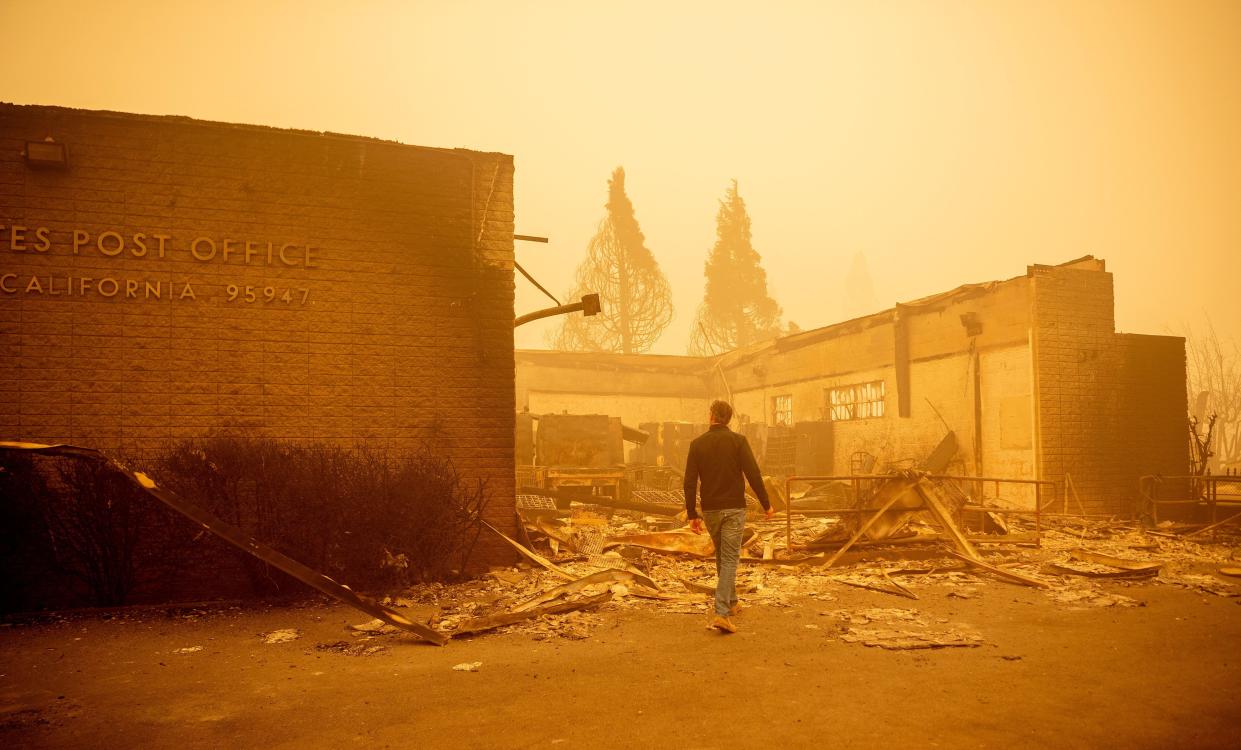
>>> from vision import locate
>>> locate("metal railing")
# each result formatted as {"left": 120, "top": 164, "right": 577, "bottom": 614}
{"left": 1139, "top": 474, "right": 1241, "bottom": 524}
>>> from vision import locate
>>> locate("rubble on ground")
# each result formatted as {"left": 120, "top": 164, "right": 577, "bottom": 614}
{"left": 260, "top": 628, "right": 301, "bottom": 645}
{"left": 315, "top": 640, "right": 388, "bottom": 656}
{"left": 820, "top": 607, "right": 983, "bottom": 649}
{"left": 331, "top": 476, "right": 1239, "bottom": 650}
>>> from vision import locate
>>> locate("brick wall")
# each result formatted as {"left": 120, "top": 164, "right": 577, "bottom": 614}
{"left": 0, "top": 104, "right": 516, "bottom": 565}
{"left": 1030, "top": 260, "right": 1186, "bottom": 514}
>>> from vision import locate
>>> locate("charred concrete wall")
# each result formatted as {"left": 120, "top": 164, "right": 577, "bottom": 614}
{"left": 1117, "top": 333, "right": 1188, "bottom": 491}
{"left": 0, "top": 104, "right": 517, "bottom": 562}
{"left": 719, "top": 275, "right": 1036, "bottom": 503}
{"left": 519, "top": 258, "right": 1188, "bottom": 515}
{"left": 515, "top": 349, "right": 711, "bottom": 426}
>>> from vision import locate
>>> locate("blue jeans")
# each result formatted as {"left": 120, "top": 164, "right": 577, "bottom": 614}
{"left": 703, "top": 508, "right": 746, "bottom": 617}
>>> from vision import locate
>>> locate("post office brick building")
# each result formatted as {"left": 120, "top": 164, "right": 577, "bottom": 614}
{"left": 0, "top": 104, "right": 518, "bottom": 559}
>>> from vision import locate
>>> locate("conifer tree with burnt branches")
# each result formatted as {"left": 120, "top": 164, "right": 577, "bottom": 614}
{"left": 550, "top": 167, "right": 673, "bottom": 353}
{"left": 688, "top": 180, "right": 782, "bottom": 356}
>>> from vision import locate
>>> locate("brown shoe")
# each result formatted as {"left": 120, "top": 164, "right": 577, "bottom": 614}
{"left": 710, "top": 615, "right": 737, "bottom": 634}
{"left": 728, "top": 603, "right": 742, "bottom": 617}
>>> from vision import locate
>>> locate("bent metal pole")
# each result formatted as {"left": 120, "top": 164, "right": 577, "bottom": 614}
{"left": 0, "top": 441, "right": 449, "bottom": 645}
{"left": 514, "top": 293, "right": 601, "bottom": 328}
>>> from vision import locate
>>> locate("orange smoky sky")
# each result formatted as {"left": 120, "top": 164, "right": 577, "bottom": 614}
{"left": 1, "top": 0, "right": 1237, "bottom": 354}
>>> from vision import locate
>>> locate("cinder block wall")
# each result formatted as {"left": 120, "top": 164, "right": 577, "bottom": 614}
{"left": 0, "top": 104, "right": 517, "bottom": 564}
{"left": 1030, "top": 262, "right": 1187, "bottom": 514}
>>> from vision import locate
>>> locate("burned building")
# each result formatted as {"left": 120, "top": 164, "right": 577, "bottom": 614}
{"left": 0, "top": 104, "right": 518, "bottom": 561}
{"left": 517, "top": 257, "right": 1188, "bottom": 515}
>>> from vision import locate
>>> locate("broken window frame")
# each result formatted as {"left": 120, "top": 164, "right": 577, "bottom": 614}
{"left": 772, "top": 394, "right": 793, "bottom": 427}
{"left": 826, "top": 380, "right": 886, "bottom": 421}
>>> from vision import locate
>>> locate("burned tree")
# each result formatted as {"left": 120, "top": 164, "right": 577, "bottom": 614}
{"left": 1186, "top": 320, "right": 1240, "bottom": 471}
{"left": 688, "top": 180, "right": 782, "bottom": 356}
{"left": 550, "top": 167, "right": 673, "bottom": 354}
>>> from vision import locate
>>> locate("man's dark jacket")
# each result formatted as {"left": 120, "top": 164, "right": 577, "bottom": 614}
{"left": 683, "top": 424, "right": 770, "bottom": 519}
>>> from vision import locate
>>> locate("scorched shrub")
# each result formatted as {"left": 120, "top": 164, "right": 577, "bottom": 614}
{"left": 152, "top": 431, "right": 489, "bottom": 593}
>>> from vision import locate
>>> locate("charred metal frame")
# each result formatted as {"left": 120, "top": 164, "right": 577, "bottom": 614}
{"left": 1139, "top": 474, "right": 1241, "bottom": 525}
{"left": 782, "top": 473, "right": 1053, "bottom": 552}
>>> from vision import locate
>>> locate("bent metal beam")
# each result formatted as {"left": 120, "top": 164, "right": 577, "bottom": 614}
{"left": 0, "top": 441, "right": 449, "bottom": 646}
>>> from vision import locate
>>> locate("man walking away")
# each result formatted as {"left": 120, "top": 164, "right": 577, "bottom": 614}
{"left": 684, "top": 400, "right": 773, "bottom": 633}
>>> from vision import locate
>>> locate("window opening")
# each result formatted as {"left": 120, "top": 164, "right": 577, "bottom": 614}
{"left": 826, "top": 381, "right": 885, "bottom": 421}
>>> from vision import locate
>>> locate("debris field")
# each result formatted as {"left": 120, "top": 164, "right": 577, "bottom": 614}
{"left": 332, "top": 484, "right": 1239, "bottom": 652}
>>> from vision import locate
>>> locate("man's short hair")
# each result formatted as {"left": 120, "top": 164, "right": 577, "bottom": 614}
{"left": 710, "top": 400, "right": 734, "bottom": 425}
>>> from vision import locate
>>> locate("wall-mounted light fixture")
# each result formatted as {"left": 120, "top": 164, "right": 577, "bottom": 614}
{"left": 513, "top": 293, "right": 602, "bottom": 328}
{"left": 22, "top": 138, "right": 68, "bottom": 169}
{"left": 960, "top": 312, "right": 983, "bottom": 338}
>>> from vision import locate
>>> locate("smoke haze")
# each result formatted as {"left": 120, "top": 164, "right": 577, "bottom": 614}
{"left": 1, "top": 0, "right": 1236, "bottom": 352}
